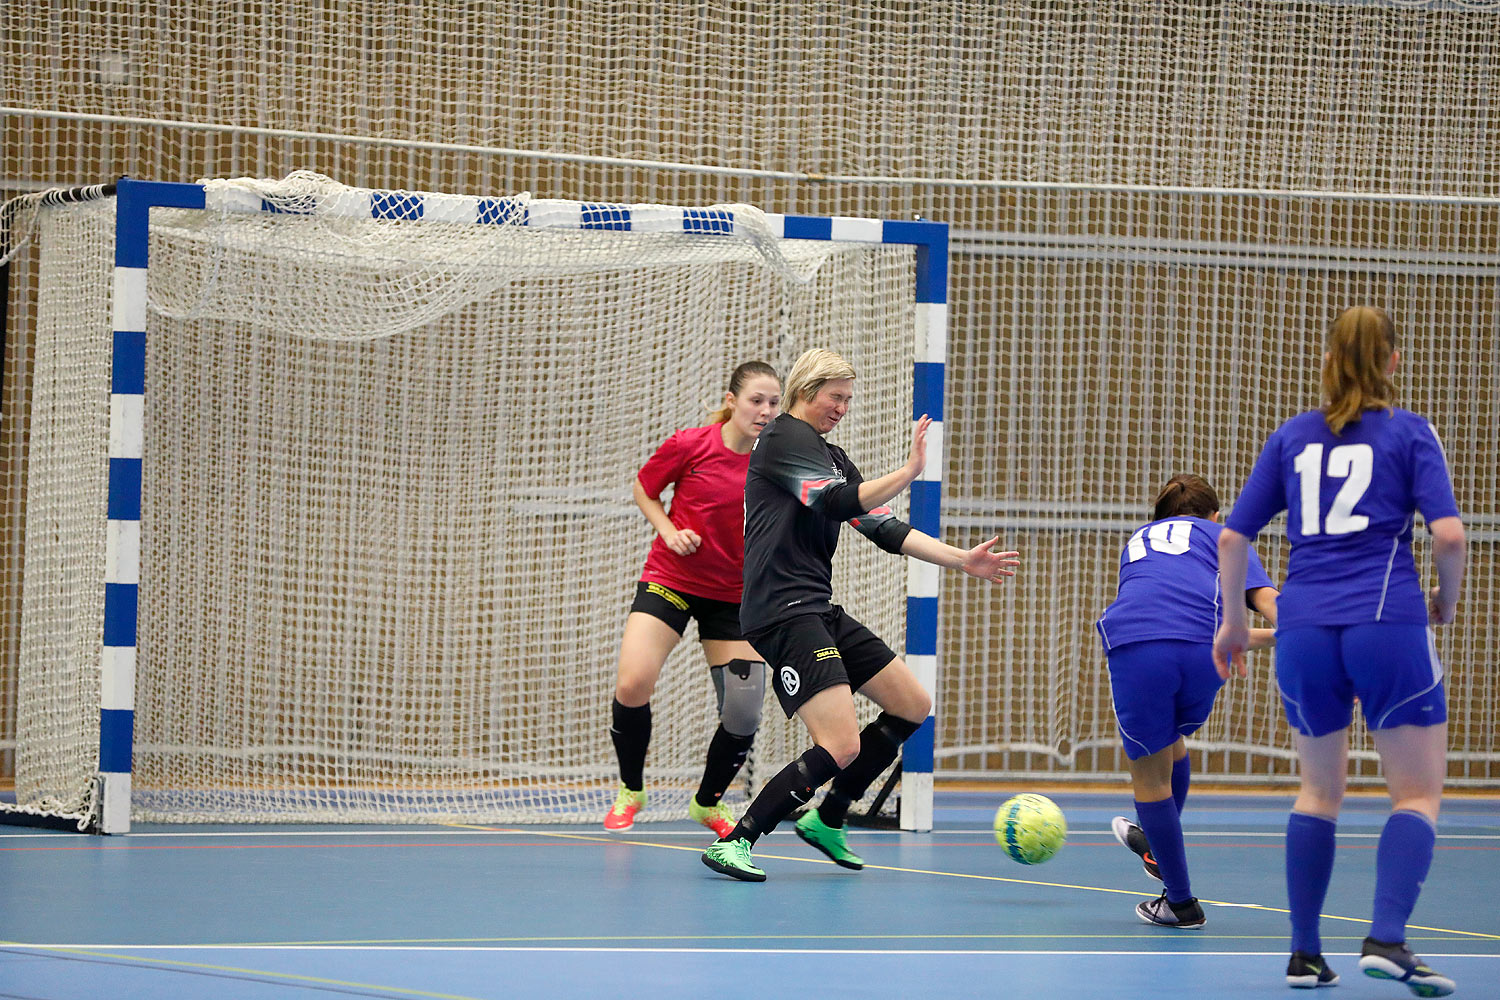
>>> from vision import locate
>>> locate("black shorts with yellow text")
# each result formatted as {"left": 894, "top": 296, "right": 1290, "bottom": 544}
{"left": 746, "top": 606, "right": 898, "bottom": 717}
{"left": 630, "top": 581, "right": 743, "bottom": 641}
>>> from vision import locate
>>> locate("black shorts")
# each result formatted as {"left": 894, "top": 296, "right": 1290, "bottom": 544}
{"left": 746, "top": 606, "right": 898, "bottom": 717}
{"left": 629, "top": 581, "right": 743, "bottom": 641}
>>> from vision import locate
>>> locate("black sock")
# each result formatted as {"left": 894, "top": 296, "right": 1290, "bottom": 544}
{"left": 695, "top": 725, "right": 754, "bottom": 808}
{"left": 609, "top": 699, "right": 651, "bottom": 791}
{"left": 817, "top": 712, "right": 920, "bottom": 828}
{"left": 726, "top": 745, "right": 839, "bottom": 846}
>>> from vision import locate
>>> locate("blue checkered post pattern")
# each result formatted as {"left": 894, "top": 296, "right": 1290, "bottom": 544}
{"left": 104, "top": 180, "right": 947, "bottom": 833}
{"left": 767, "top": 214, "right": 946, "bottom": 832}
{"left": 103, "top": 179, "right": 206, "bottom": 832}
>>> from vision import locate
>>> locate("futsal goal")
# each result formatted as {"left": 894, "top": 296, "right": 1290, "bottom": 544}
{"left": 0, "top": 173, "right": 946, "bottom": 834}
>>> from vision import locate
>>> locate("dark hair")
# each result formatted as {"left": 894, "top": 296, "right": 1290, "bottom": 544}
{"left": 1322, "top": 305, "right": 1396, "bottom": 435}
{"left": 708, "top": 360, "right": 780, "bottom": 423}
{"left": 1153, "top": 474, "right": 1220, "bottom": 521}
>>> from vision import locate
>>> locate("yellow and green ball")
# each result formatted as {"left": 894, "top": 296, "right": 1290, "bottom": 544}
{"left": 994, "top": 793, "right": 1066, "bottom": 865}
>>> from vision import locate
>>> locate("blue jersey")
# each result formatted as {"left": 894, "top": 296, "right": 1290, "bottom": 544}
{"left": 1224, "top": 407, "right": 1459, "bottom": 630}
{"left": 1096, "top": 516, "right": 1274, "bottom": 650}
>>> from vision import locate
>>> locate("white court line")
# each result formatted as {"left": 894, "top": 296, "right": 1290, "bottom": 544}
{"left": 9, "top": 945, "right": 1500, "bottom": 958}
{"left": 3, "top": 827, "right": 1497, "bottom": 840}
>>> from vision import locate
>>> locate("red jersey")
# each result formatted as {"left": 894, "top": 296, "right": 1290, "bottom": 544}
{"left": 636, "top": 423, "right": 750, "bottom": 603}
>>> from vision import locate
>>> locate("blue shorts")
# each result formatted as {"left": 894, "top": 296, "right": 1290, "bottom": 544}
{"left": 1106, "top": 639, "right": 1223, "bottom": 760}
{"left": 1275, "top": 623, "right": 1446, "bottom": 737}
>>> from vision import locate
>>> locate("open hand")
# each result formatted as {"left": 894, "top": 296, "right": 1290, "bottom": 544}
{"left": 907, "top": 415, "right": 931, "bottom": 479}
{"left": 960, "top": 536, "right": 1020, "bottom": 583}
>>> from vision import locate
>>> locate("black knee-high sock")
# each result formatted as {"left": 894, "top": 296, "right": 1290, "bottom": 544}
{"left": 725, "top": 745, "right": 840, "bottom": 846}
{"left": 610, "top": 699, "right": 651, "bottom": 791}
{"left": 817, "top": 713, "right": 921, "bottom": 828}
{"left": 695, "top": 725, "right": 754, "bottom": 807}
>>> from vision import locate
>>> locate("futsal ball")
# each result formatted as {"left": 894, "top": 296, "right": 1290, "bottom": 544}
{"left": 993, "top": 793, "right": 1066, "bottom": 865}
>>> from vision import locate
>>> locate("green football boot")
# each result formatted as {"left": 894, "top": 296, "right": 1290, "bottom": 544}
{"left": 795, "top": 809, "right": 865, "bottom": 870}
{"left": 701, "top": 837, "right": 766, "bottom": 882}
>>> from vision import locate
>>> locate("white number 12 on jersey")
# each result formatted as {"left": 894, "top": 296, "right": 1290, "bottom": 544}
{"left": 1293, "top": 442, "right": 1373, "bottom": 536}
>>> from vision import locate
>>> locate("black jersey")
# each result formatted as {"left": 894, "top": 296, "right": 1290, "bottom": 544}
{"left": 740, "top": 413, "right": 912, "bottom": 632}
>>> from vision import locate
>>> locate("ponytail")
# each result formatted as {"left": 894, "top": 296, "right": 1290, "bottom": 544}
{"left": 1152, "top": 474, "right": 1220, "bottom": 521}
{"left": 1322, "top": 306, "right": 1396, "bottom": 435}
{"left": 708, "top": 360, "right": 780, "bottom": 423}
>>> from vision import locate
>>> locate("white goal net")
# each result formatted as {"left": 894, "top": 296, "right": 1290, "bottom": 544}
{"left": 4, "top": 2, "right": 1496, "bottom": 814}
{"left": 4, "top": 174, "right": 916, "bottom": 826}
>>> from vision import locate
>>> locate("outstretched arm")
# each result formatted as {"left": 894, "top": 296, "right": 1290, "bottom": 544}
{"left": 900, "top": 530, "right": 1021, "bottom": 583}
{"left": 857, "top": 415, "right": 930, "bottom": 512}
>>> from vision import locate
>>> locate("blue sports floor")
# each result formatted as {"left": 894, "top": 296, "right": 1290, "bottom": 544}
{"left": 2, "top": 791, "right": 1497, "bottom": 999}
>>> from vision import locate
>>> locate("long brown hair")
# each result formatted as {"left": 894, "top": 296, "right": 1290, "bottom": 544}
{"left": 1322, "top": 306, "right": 1396, "bottom": 435}
{"left": 708, "top": 360, "right": 780, "bottom": 423}
{"left": 1152, "top": 474, "right": 1220, "bottom": 521}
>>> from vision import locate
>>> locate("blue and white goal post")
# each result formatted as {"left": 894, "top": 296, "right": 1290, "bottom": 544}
{"left": 99, "top": 177, "right": 946, "bottom": 834}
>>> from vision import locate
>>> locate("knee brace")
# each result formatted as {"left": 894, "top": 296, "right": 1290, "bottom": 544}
{"left": 710, "top": 658, "right": 766, "bottom": 737}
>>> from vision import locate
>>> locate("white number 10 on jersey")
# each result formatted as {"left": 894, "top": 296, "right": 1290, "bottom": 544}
{"left": 1293, "top": 442, "right": 1373, "bottom": 535}
{"left": 1126, "top": 520, "right": 1193, "bottom": 562}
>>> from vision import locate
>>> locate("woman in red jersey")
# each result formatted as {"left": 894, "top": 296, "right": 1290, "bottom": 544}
{"left": 604, "top": 361, "right": 782, "bottom": 836}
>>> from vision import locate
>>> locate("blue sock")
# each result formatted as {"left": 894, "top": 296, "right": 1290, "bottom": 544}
{"left": 1286, "top": 811, "right": 1338, "bottom": 955}
{"left": 1135, "top": 797, "right": 1191, "bottom": 903}
{"left": 1171, "top": 755, "right": 1191, "bottom": 815}
{"left": 1370, "top": 809, "right": 1436, "bottom": 944}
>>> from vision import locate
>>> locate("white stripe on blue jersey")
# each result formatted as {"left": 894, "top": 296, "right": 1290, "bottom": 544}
{"left": 1225, "top": 407, "right": 1459, "bottom": 630}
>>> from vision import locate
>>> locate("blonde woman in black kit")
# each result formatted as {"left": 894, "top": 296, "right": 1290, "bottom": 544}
{"left": 701, "top": 348, "right": 1020, "bottom": 881}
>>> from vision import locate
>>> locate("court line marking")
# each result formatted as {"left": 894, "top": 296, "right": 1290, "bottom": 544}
{"left": 3, "top": 827, "right": 1496, "bottom": 841}
{"left": 5, "top": 827, "right": 1494, "bottom": 839}
{"left": 8, "top": 944, "right": 1500, "bottom": 959}
{"left": 5, "top": 825, "right": 1494, "bottom": 940}
{"left": 0, "top": 943, "right": 488, "bottom": 1000}
{"left": 444, "top": 823, "right": 1500, "bottom": 942}
{"left": 8, "top": 933, "right": 1491, "bottom": 947}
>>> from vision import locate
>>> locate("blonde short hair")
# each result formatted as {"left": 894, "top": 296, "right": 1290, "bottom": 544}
{"left": 783, "top": 348, "right": 856, "bottom": 411}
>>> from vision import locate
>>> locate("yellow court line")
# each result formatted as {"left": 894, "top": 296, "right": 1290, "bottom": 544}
{"left": 129, "top": 932, "right": 1478, "bottom": 948}
{"left": 446, "top": 823, "right": 1500, "bottom": 943}
{"left": 0, "top": 942, "right": 488, "bottom": 1000}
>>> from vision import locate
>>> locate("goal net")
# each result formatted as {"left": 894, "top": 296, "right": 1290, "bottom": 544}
{"left": 3, "top": 173, "right": 923, "bottom": 828}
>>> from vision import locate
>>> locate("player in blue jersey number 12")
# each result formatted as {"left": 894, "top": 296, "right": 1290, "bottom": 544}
{"left": 1216, "top": 306, "right": 1466, "bottom": 996}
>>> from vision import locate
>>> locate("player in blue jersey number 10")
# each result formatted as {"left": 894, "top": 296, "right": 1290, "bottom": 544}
{"left": 1096, "top": 474, "right": 1279, "bottom": 929}
{"left": 1215, "top": 306, "right": 1466, "bottom": 996}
